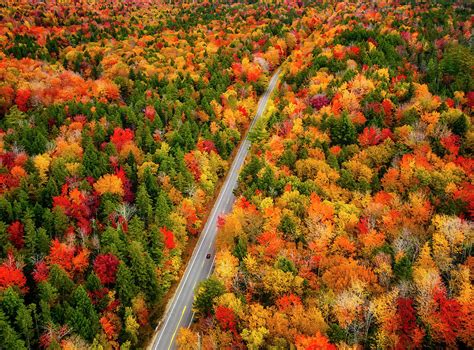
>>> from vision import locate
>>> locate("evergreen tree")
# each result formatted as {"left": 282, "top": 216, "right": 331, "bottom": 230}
{"left": 82, "top": 142, "right": 107, "bottom": 179}
{"left": 101, "top": 226, "right": 128, "bottom": 260}
{"left": 143, "top": 167, "right": 159, "bottom": 199}
{"left": 148, "top": 225, "right": 164, "bottom": 265}
{"left": 37, "top": 282, "right": 57, "bottom": 326}
{"left": 1, "top": 287, "right": 22, "bottom": 320}
{"left": 128, "top": 241, "right": 160, "bottom": 303}
{"left": 23, "top": 209, "right": 37, "bottom": 255}
{"left": 48, "top": 265, "right": 74, "bottom": 298}
{"left": 136, "top": 184, "right": 153, "bottom": 224}
{"left": 15, "top": 304, "right": 34, "bottom": 349}
{"left": 193, "top": 278, "right": 225, "bottom": 316}
{"left": 0, "top": 310, "right": 26, "bottom": 350}
{"left": 116, "top": 262, "right": 137, "bottom": 306}
{"left": 35, "top": 228, "right": 51, "bottom": 256}
{"left": 0, "top": 222, "right": 8, "bottom": 256}
{"left": 328, "top": 113, "right": 357, "bottom": 146}
{"left": 128, "top": 216, "right": 148, "bottom": 247}
{"left": 64, "top": 285, "right": 99, "bottom": 341}
{"left": 154, "top": 190, "right": 171, "bottom": 228}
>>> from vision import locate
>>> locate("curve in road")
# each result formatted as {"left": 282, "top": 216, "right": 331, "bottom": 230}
{"left": 150, "top": 68, "right": 281, "bottom": 350}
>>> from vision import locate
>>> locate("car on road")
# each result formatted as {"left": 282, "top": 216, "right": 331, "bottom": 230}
{"left": 206, "top": 253, "right": 211, "bottom": 259}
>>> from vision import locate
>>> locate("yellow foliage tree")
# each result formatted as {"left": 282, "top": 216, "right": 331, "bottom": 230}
{"left": 214, "top": 249, "right": 239, "bottom": 289}
{"left": 94, "top": 174, "right": 124, "bottom": 196}
{"left": 33, "top": 153, "right": 52, "bottom": 182}
{"left": 176, "top": 328, "right": 199, "bottom": 350}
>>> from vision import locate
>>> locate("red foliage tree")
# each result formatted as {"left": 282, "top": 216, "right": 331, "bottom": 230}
{"left": 396, "top": 298, "right": 423, "bottom": 349}
{"left": 15, "top": 88, "right": 31, "bottom": 111}
{"left": 144, "top": 105, "right": 156, "bottom": 122}
{"left": 453, "top": 182, "right": 474, "bottom": 219}
{"left": 53, "top": 185, "right": 93, "bottom": 228}
{"left": 429, "top": 288, "right": 462, "bottom": 345}
{"left": 441, "top": 134, "right": 460, "bottom": 156}
{"left": 94, "top": 253, "right": 120, "bottom": 285}
{"left": 115, "top": 167, "right": 134, "bottom": 202}
{"left": 358, "top": 127, "right": 377, "bottom": 146}
{"left": 110, "top": 127, "right": 134, "bottom": 152}
{"left": 33, "top": 261, "right": 49, "bottom": 283}
{"left": 276, "top": 293, "right": 302, "bottom": 311}
{"left": 7, "top": 221, "right": 24, "bottom": 249}
{"left": 215, "top": 305, "right": 238, "bottom": 335}
{"left": 160, "top": 227, "right": 176, "bottom": 250}
{"left": 72, "top": 248, "right": 90, "bottom": 273}
{"left": 0, "top": 252, "right": 27, "bottom": 292}
{"left": 184, "top": 152, "right": 201, "bottom": 181}
{"left": 48, "top": 239, "right": 75, "bottom": 272}
{"left": 296, "top": 333, "right": 336, "bottom": 350}
{"left": 100, "top": 316, "right": 116, "bottom": 340}
{"left": 358, "top": 126, "right": 393, "bottom": 146}
{"left": 197, "top": 139, "right": 217, "bottom": 154}
{"left": 382, "top": 98, "right": 394, "bottom": 117}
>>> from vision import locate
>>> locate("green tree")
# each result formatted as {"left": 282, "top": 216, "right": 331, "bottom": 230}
{"left": 64, "top": 286, "right": 99, "bottom": 342}
{"left": 128, "top": 241, "right": 160, "bottom": 303}
{"left": 328, "top": 113, "right": 357, "bottom": 146}
{"left": 136, "top": 184, "right": 153, "bottom": 224}
{"left": 193, "top": 278, "right": 225, "bottom": 316}
{"left": 48, "top": 265, "right": 74, "bottom": 298}
{"left": 116, "top": 262, "right": 137, "bottom": 306}
{"left": 143, "top": 167, "right": 159, "bottom": 199}
{"left": 128, "top": 216, "right": 148, "bottom": 247}
{"left": 0, "top": 310, "right": 26, "bottom": 350}
{"left": 154, "top": 190, "right": 171, "bottom": 228}
{"left": 15, "top": 304, "right": 34, "bottom": 349}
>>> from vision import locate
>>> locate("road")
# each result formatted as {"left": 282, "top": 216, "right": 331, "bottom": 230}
{"left": 149, "top": 69, "right": 281, "bottom": 350}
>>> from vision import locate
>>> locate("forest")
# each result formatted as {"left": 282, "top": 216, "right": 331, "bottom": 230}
{"left": 0, "top": 0, "right": 317, "bottom": 348}
{"left": 0, "top": 0, "right": 473, "bottom": 349}
{"left": 179, "top": 0, "right": 474, "bottom": 349}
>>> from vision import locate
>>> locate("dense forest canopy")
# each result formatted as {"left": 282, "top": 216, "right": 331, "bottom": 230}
{"left": 0, "top": 0, "right": 473, "bottom": 349}
{"left": 0, "top": 1, "right": 316, "bottom": 348}
{"left": 182, "top": 0, "right": 474, "bottom": 349}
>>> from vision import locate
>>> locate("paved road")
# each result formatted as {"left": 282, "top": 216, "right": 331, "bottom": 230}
{"left": 150, "top": 69, "right": 281, "bottom": 350}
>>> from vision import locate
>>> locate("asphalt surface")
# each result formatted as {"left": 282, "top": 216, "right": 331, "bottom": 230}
{"left": 150, "top": 69, "right": 281, "bottom": 350}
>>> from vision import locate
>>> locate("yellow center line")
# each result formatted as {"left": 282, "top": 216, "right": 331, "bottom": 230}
{"left": 167, "top": 306, "right": 187, "bottom": 350}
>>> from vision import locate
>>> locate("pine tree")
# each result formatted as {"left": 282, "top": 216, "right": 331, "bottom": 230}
{"left": 0, "top": 310, "right": 26, "bottom": 350}
{"left": 128, "top": 216, "right": 148, "bottom": 247}
{"left": 48, "top": 265, "right": 74, "bottom": 298}
{"left": 143, "top": 167, "right": 159, "bottom": 199}
{"left": 65, "top": 285, "right": 99, "bottom": 342}
{"left": 51, "top": 207, "right": 69, "bottom": 237}
{"left": 23, "top": 209, "right": 37, "bottom": 254}
{"left": 0, "top": 196, "right": 13, "bottom": 222}
{"left": 82, "top": 142, "right": 106, "bottom": 179}
{"left": 193, "top": 278, "right": 225, "bottom": 316}
{"left": 328, "top": 113, "right": 357, "bottom": 146}
{"left": 1, "top": 287, "right": 22, "bottom": 320}
{"left": 136, "top": 184, "right": 152, "bottom": 224}
{"left": 154, "top": 190, "right": 171, "bottom": 228}
{"left": 0, "top": 222, "right": 8, "bottom": 256}
{"left": 116, "top": 262, "right": 137, "bottom": 306}
{"left": 100, "top": 226, "right": 127, "bottom": 260}
{"left": 128, "top": 241, "right": 159, "bottom": 303}
{"left": 35, "top": 228, "right": 51, "bottom": 256}
{"left": 37, "top": 281, "right": 57, "bottom": 326}
{"left": 15, "top": 304, "right": 34, "bottom": 349}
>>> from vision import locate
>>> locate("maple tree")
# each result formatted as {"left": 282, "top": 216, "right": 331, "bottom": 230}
{"left": 0, "top": 253, "right": 27, "bottom": 293}
{"left": 94, "top": 253, "right": 120, "bottom": 285}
